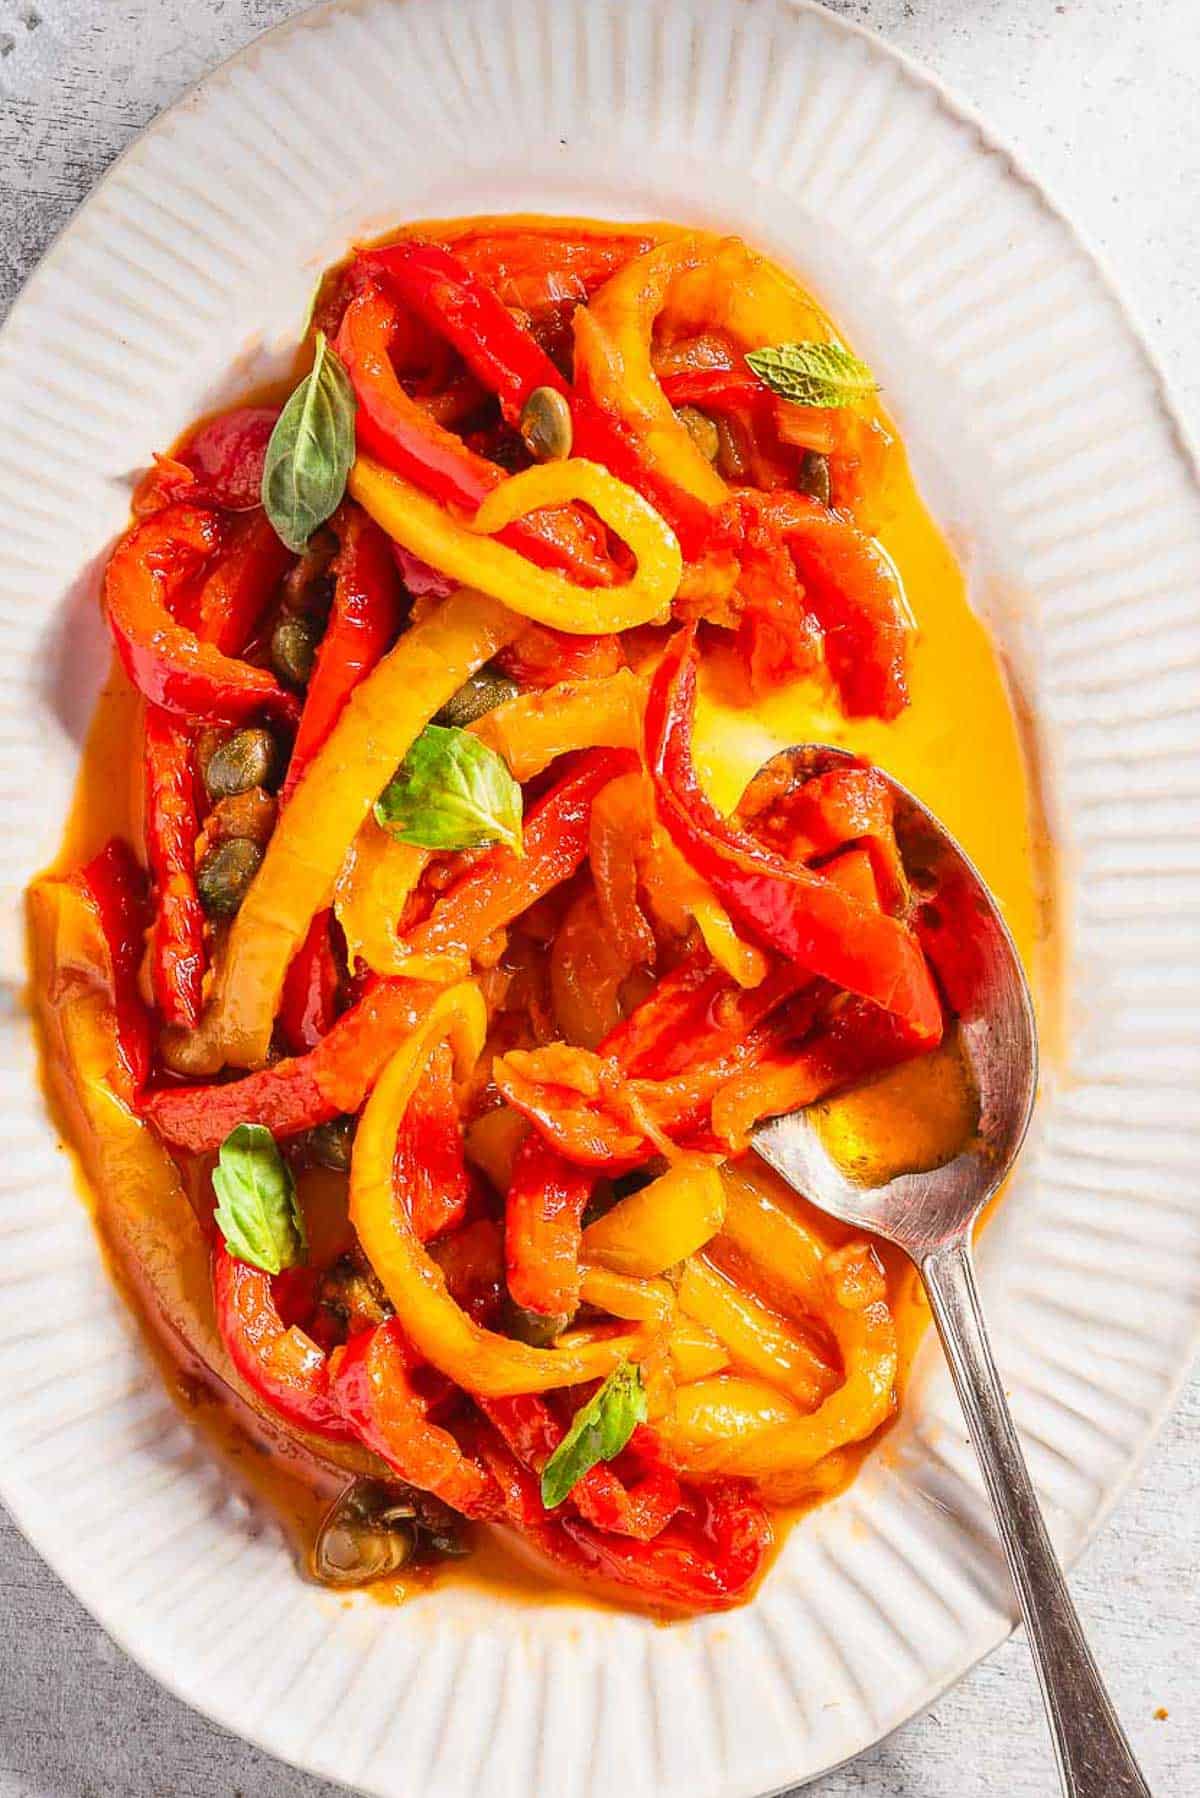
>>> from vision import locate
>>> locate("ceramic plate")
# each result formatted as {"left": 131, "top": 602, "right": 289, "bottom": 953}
{"left": 1, "top": 2, "right": 1197, "bottom": 1793}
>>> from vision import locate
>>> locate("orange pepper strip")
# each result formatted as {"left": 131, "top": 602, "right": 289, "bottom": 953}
{"left": 172, "top": 586, "right": 519, "bottom": 1073}
{"left": 469, "top": 668, "right": 644, "bottom": 782}
{"left": 350, "top": 987, "right": 656, "bottom": 1397}
{"left": 577, "top": 1267, "right": 676, "bottom": 1324}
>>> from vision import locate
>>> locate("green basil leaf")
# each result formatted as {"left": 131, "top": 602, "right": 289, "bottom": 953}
{"left": 540, "top": 1361, "right": 647, "bottom": 1510}
{"left": 374, "top": 724, "right": 523, "bottom": 855}
{"left": 212, "top": 1123, "right": 306, "bottom": 1275}
{"left": 261, "top": 331, "right": 356, "bottom": 553}
{"left": 745, "top": 340, "right": 877, "bottom": 409}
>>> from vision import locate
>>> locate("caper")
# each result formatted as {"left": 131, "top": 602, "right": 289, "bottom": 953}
{"left": 271, "top": 611, "right": 323, "bottom": 689}
{"left": 315, "top": 1521, "right": 414, "bottom": 1585}
{"left": 204, "top": 727, "right": 280, "bottom": 801}
{"left": 435, "top": 667, "right": 519, "bottom": 729}
{"left": 675, "top": 404, "right": 720, "bottom": 463}
{"left": 714, "top": 414, "right": 749, "bottom": 482}
{"left": 799, "top": 449, "right": 832, "bottom": 507}
{"left": 519, "top": 385, "right": 573, "bottom": 462}
{"left": 307, "top": 1115, "right": 356, "bottom": 1172}
{"left": 196, "top": 837, "right": 263, "bottom": 917}
{"left": 313, "top": 1480, "right": 437, "bottom": 1587}
{"left": 504, "top": 1296, "right": 569, "bottom": 1347}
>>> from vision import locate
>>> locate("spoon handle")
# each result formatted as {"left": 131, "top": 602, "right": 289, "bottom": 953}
{"left": 921, "top": 1236, "right": 1152, "bottom": 1798}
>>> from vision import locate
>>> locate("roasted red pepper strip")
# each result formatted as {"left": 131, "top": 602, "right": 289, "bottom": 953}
{"left": 645, "top": 628, "right": 942, "bottom": 1045}
{"left": 480, "top": 1396, "right": 681, "bottom": 1541}
{"left": 331, "top": 1318, "right": 497, "bottom": 1516}
{"left": 336, "top": 283, "right": 612, "bottom": 585}
{"left": 143, "top": 750, "right": 634, "bottom": 1151}
{"left": 395, "top": 1040, "right": 470, "bottom": 1243}
{"left": 73, "top": 838, "right": 153, "bottom": 1099}
{"left": 659, "top": 367, "right": 767, "bottom": 411}
{"left": 280, "top": 508, "right": 404, "bottom": 807}
{"left": 570, "top": 1426, "right": 683, "bottom": 1541}
{"left": 104, "top": 504, "right": 299, "bottom": 727}
{"left": 182, "top": 406, "right": 278, "bottom": 511}
{"left": 446, "top": 227, "right": 658, "bottom": 313}
{"left": 130, "top": 407, "right": 279, "bottom": 518}
{"left": 363, "top": 242, "right": 558, "bottom": 429}
{"left": 408, "top": 747, "right": 638, "bottom": 967}
{"left": 504, "top": 1134, "right": 596, "bottom": 1317}
{"left": 142, "top": 709, "right": 205, "bottom": 1030}
{"left": 278, "top": 907, "right": 340, "bottom": 1056}
{"left": 142, "top": 979, "right": 431, "bottom": 1154}
{"left": 193, "top": 510, "right": 294, "bottom": 657}
{"left": 602, "top": 950, "right": 811, "bottom": 1078}
{"left": 213, "top": 1245, "right": 357, "bottom": 1443}
{"left": 739, "top": 761, "right": 908, "bottom": 916}
{"left": 475, "top": 1426, "right": 770, "bottom": 1613}
{"left": 495, "top": 954, "right": 817, "bottom": 1165}
{"left": 735, "top": 489, "right": 912, "bottom": 720}
{"left": 142, "top": 513, "right": 290, "bottom": 1028}
{"left": 363, "top": 242, "right": 718, "bottom": 561}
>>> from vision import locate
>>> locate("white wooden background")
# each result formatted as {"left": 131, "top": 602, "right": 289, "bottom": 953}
{"left": 1, "top": 1, "right": 1196, "bottom": 1793}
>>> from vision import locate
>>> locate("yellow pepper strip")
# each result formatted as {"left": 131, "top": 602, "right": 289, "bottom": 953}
{"left": 351, "top": 986, "right": 655, "bottom": 1396}
{"left": 334, "top": 818, "right": 430, "bottom": 977}
{"left": 470, "top": 667, "right": 644, "bottom": 781}
{"left": 667, "top": 1375, "right": 803, "bottom": 1476}
{"left": 27, "top": 877, "right": 378, "bottom": 1477}
{"left": 718, "top": 1160, "right": 832, "bottom": 1294}
{"left": 575, "top": 233, "right": 731, "bottom": 513}
{"left": 690, "top": 1300, "right": 896, "bottom": 1480}
{"left": 667, "top": 1318, "right": 732, "bottom": 1383}
{"left": 173, "top": 586, "right": 519, "bottom": 1073}
{"left": 677, "top": 1256, "right": 837, "bottom": 1409}
{"left": 578, "top": 1265, "right": 675, "bottom": 1324}
{"left": 711, "top": 1164, "right": 899, "bottom": 1474}
{"left": 350, "top": 456, "right": 682, "bottom": 634}
{"left": 581, "top": 1154, "right": 725, "bottom": 1278}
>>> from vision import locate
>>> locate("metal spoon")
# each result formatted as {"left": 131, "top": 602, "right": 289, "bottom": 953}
{"left": 752, "top": 750, "right": 1152, "bottom": 1798}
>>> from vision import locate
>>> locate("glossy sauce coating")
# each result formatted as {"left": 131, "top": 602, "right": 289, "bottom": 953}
{"left": 33, "top": 215, "right": 1049, "bottom": 1607}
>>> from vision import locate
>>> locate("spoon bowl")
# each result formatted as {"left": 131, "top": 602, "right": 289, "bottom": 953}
{"left": 754, "top": 749, "right": 1038, "bottom": 1251}
{"left": 751, "top": 750, "right": 1149, "bottom": 1798}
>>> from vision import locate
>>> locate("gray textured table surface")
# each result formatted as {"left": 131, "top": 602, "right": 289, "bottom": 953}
{"left": 1, "top": 2, "right": 1197, "bottom": 1794}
